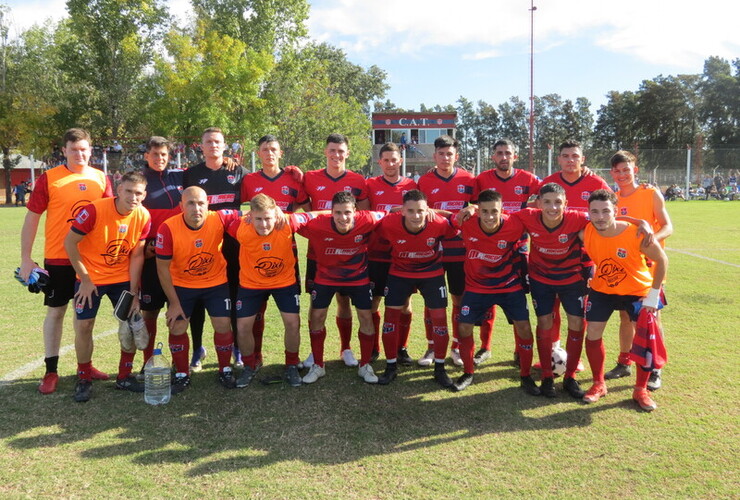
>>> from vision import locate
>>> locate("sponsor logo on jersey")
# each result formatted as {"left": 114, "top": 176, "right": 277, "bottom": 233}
{"left": 255, "top": 256, "right": 284, "bottom": 277}
{"left": 597, "top": 258, "right": 627, "bottom": 287}
{"left": 461, "top": 305, "right": 470, "bottom": 316}
{"left": 617, "top": 248, "right": 627, "bottom": 258}
{"left": 398, "top": 250, "right": 435, "bottom": 259}
{"left": 118, "top": 224, "right": 128, "bottom": 233}
{"left": 184, "top": 252, "right": 215, "bottom": 276}
{"left": 78, "top": 184, "right": 87, "bottom": 191}
{"left": 325, "top": 247, "right": 360, "bottom": 256}
{"left": 101, "top": 238, "right": 132, "bottom": 266}
{"left": 438, "top": 201, "right": 465, "bottom": 210}
{"left": 317, "top": 200, "right": 332, "bottom": 209}
{"left": 468, "top": 249, "right": 503, "bottom": 263}
{"left": 558, "top": 234, "right": 568, "bottom": 243}
{"left": 262, "top": 242, "right": 271, "bottom": 251}
{"left": 195, "top": 239, "right": 203, "bottom": 248}
{"left": 208, "top": 194, "right": 235, "bottom": 205}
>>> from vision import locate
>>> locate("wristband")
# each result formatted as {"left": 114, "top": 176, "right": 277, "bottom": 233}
{"left": 642, "top": 287, "right": 661, "bottom": 309}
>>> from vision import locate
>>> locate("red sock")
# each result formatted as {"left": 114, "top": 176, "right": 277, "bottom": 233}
{"left": 536, "top": 326, "right": 553, "bottom": 377}
{"left": 169, "top": 333, "right": 190, "bottom": 374}
{"left": 336, "top": 316, "right": 352, "bottom": 352}
{"left": 253, "top": 301, "right": 267, "bottom": 359}
{"left": 564, "top": 327, "right": 585, "bottom": 378}
{"left": 382, "top": 308, "right": 401, "bottom": 361}
{"left": 551, "top": 299, "right": 562, "bottom": 344}
{"left": 450, "top": 305, "right": 461, "bottom": 350}
{"left": 585, "top": 338, "right": 606, "bottom": 383}
{"left": 516, "top": 335, "right": 534, "bottom": 377}
{"left": 635, "top": 366, "right": 650, "bottom": 389}
{"left": 77, "top": 361, "right": 93, "bottom": 382}
{"left": 285, "top": 350, "right": 299, "bottom": 366}
{"left": 399, "top": 311, "right": 412, "bottom": 348}
{"left": 618, "top": 351, "right": 632, "bottom": 365}
{"left": 358, "top": 331, "right": 374, "bottom": 366}
{"left": 143, "top": 317, "right": 157, "bottom": 363}
{"left": 428, "top": 308, "right": 449, "bottom": 361}
{"left": 459, "top": 335, "right": 475, "bottom": 375}
{"left": 309, "top": 328, "right": 327, "bottom": 367}
{"left": 214, "top": 331, "right": 234, "bottom": 372}
{"left": 242, "top": 353, "right": 257, "bottom": 370}
{"left": 118, "top": 351, "right": 136, "bottom": 379}
{"left": 424, "top": 307, "right": 434, "bottom": 349}
{"left": 479, "top": 307, "right": 495, "bottom": 350}
{"left": 371, "top": 310, "right": 381, "bottom": 353}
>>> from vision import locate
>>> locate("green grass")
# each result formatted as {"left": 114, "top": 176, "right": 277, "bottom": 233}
{"left": 0, "top": 200, "right": 738, "bottom": 498}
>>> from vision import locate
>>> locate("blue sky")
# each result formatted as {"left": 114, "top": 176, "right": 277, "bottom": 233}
{"left": 5, "top": 0, "right": 740, "bottom": 114}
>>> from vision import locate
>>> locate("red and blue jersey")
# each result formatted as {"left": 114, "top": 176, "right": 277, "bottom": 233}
{"left": 474, "top": 168, "right": 541, "bottom": 214}
{"left": 417, "top": 167, "right": 475, "bottom": 262}
{"left": 537, "top": 172, "right": 611, "bottom": 212}
{"left": 512, "top": 208, "right": 589, "bottom": 285}
{"left": 142, "top": 165, "right": 183, "bottom": 239}
{"left": 302, "top": 168, "right": 368, "bottom": 210}
{"left": 241, "top": 169, "right": 306, "bottom": 213}
{"left": 295, "top": 211, "right": 383, "bottom": 286}
{"left": 459, "top": 214, "right": 525, "bottom": 293}
{"left": 376, "top": 212, "right": 459, "bottom": 279}
{"left": 366, "top": 175, "right": 417, "bottom": 262}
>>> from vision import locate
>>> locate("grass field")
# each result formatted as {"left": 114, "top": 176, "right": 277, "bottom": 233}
{"left": 0, "top": 201, "right": 738, "bottom": 498}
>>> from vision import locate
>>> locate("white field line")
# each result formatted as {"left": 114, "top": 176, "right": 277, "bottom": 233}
{"left": 0, "top": 328, "right": 117, "bottom": 388}
{"left": 666, "top": 247, "right": 740, "bottom": 269}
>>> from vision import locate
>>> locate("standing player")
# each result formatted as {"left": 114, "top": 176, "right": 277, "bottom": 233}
{"left": 19, "top": 128, "right": 113, "bottom": 395}
{"left": 580, "top": 190, "right": 668, "bottom": 411}
{"left": 366, "top": 142, "right": 417, "bottom": 365}
{"left": 183, "top": 127, "right": 248, "bottom": 369}
{"left": 301, "top": 134, "right": 370, "bottom": 368}
{"left": 375, "top": 190, "right": 459, "bottom": 388}
{"left": 155, "top": 187, "right": 241, "bottom": 392}
{"left": 417, "top": 135, "right": 475, "bottom": 367}
{"left": 471, "top": 139, "right": 541, "bottom": 363}
{"left": 64, "top": 172, "right": 151, "bottom": 402}
{"left": 606, "top": 151, "right": 673, "bottom": 391}
{"left": 295, "top": 192, "right": 382, "bottom": 385}
{"left": 454, "top": 190, "right": 539, "bottom": 394}
{"left": 241, "top": 135, "right": 306, "bottom": 368}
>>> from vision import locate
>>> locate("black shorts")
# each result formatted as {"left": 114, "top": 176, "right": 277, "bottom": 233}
{"left": 529, "top": 278, "right": 587, "bottom": 318}
{"left": 442, "top": 261, "right": 465, "bottom": 297}
{"left": 175, "top": 283, "right": 231, "bottom": 319}
{"left": 311, "top": 283, "right": 372, "bottom": 310}
{"left": 586, "top": 289, "right": 643, "bottom": 323}
{"left": 236, "top": 284, "right": 301, "bottom": 317}
{"left": 458, "top": 289, "right": 529, "bottom": 324}
{"left": 368, "top": 260, "right": 390, "bottom": 298}
{"left": 74, "top": 281, "right": 129, "bottom": 320}
{"left": 140, "top": 257, "right": 167, "bottom": 311}
{"left": 43, "top": 262, "right": 77, "bottom": 308}
{"left": 304, "top": 258, "right": 316, "bottom": 294}
{"left": 385, "top": 274, "right": 447, "bottom": 309}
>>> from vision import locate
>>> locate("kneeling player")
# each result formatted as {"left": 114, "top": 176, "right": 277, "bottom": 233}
{"left": 455, "top": 190, "right": 539, "bottom": 394}
{"left": 375, "top": 189, "right": 459, "bottom": 388}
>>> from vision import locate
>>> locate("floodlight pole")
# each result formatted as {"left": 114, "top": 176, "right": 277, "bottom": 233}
{"left": 529, "top": 2, "right": 537, "bottom": 173}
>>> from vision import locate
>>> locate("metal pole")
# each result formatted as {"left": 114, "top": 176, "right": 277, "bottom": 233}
{"left": 476, "top": 149, "right": 480, "bottom": 176}
{"left": 547, "top": 144, "right": 552, "bottom": 176}
{"left": 685, "top": 147, "right": 691, "bottom": 197}
{"left": 177, "top": 150, "right": 181, "bottom": 169}
{"left": 30, "top": 153, "right": 35, "bottom": 187}
{"left": 528, "top": 2, "right": 537, "bottom": 172}
{"left": 402, "top": 148, "right": 407, "bottom": 178}
{"left": 103, "top": 150, "right": 108, "bottom": 177}
{"left": 251, "top": 151, "right": 256, "bottom": 173}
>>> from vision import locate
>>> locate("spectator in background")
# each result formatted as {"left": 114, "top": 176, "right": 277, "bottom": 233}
{"left": 14, "top": 183, "right": 27, "bottom": 206}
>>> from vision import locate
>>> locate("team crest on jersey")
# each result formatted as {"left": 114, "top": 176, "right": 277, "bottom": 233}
{"left": 620, "top": 207, "right": 628, "bottom": 215}
{"left": 262, "top": 242, "right": 271, "bottom": 251}
{"left": 461, "top": 305, "right": 470, "bottom": 316}
{"left": 227, "top": 175, "right": 236, "bottom": 184}
{"left": 343, "top": 186, "right": 352, "bottom": 192}
{"left": 514, "top": 185, "right": 523, "bottom": 195}
{"left": 78, "top": 184, "right": 87, "bottom": 191}
{"left": 281, "top": 186, "right": 289, "bottom": 195}
{"left": 457, "top": 185, "right": 465, "bottom": 193}
{"left": 76, "top": 209, "right": 89, "bottom": 224}
{"left": 558, "top": 234, "right": 568, "bottom": 243}
{"left": 354, "top": 235, "right": 363, "bottom": 243}
{"left": 497, "top": 240, "right": 508, "bottom": 249}
{"left": 581, "top": 191, "right": 591, "bottom": 200}
{"left": 195, "top": 239, "right": 203, "bottom": 248}
{"left": 426, "top": 237, "right": 436, "bottom": 247}
{"left": 617, "top": 248, "right": 627, "bottom": 258}
{"left": 118, "top": 224, "right": 128, "bottom": 233}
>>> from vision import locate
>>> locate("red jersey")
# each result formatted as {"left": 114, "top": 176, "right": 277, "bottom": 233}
{"left": 376, "top": 212, "right": 459, "bottom": 279}
{"left": 295, "top": 211, "right": 383, "bottom": 286}
{"left": 538, "top": 171, "right": 611, "bottom": 212}
{"left": 71, "top": 198, "right": 150, "bottom": 286}
{"left": 512, "top": 208, "right": 589, "bottom": 285}
{"left": 156, "top": 210, "right": 239, "bottom": 289}
{"left": 459, "top": 214, "right": 525, "bottom": 293}
{"left": 241, "top": 169, "right": 307, "bottom": 213}
{"left": 366, "top": 175, "right": 417, "bottom": 262}
{"left": 417, "top": 167, "right": 475, "bottom": 262}
{"left": 302, "top": 168, "right": 368, "bottom": 210}
{"left": 474, "top": 168, "right": 541, "bottom": 214}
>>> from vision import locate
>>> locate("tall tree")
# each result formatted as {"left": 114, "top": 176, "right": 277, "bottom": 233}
{"left": 700, "top": 56, "right": 740, "bottom": 146}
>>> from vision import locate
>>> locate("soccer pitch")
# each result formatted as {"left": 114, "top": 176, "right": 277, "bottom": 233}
{"left": 0, "top": 201, "right": 737, "bottom": 498}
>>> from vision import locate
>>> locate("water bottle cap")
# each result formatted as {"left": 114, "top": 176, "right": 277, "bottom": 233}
{"left": 153, "top": 341, "right": 164, "bottom": 356}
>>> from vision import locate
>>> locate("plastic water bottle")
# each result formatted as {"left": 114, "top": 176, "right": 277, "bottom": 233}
{"left": 144, "top": 342, "right": 171, "bottom": 405}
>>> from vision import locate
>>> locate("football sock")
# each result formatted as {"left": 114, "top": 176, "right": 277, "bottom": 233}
{"left": 382, "top": 308, "right": 401, "bottom": 361}
{"left": 428, "top": 308, "right": 449, "bottom": 362}
{"left": 450, "top": 305, "right": 461, "bottom": 350}
{"left": 358, "top": 330, "right": 374, "bottom": 366}
{"left": 253, "top": 301, "right": 267, "bottom": 359}
{"left": 77, "top": 361, "right": 93, "bottom": 382}
{"left": 285, "top": 350, "right": 300, "bottom": 367}
{"left": 214, "top": 331, "right": 234, "bottom": 372}
{"left": 242, "top": 353, "right": 257, "bottom": 371}
{"left": 336, "top": 316, "right": 353, "bottom": 352}
{"left": 564, "top": 327, "right": 585, "bottom": 378}
{"left": 516, "top": 334, "right": 534, "bottom": 377}
{"left": 169, "top": 333, "right": 190, "bottom": 374}
{"left": 309, "top": 328, "right": 327, "bottom": 367}
{"left": 536, "top": 326, "right": 553, "bottom": 378}
{"left": 399, "top": 311, "right": 412, "bottom": 348}
{"left": 635, "top": 366, "right": 650, "bottom": 389}
{"left": 459, "top": 335, "right": 475, "bottom": 375}
{"left": 479, "top": 307, "right": 495, "bottom": 351}
{"left": 117, "top": 350, "right": 136, "bottom": 379}
{"left": 617, "top": 351, "right": 632, "bottom": 366}
{"left": 44, "top": 355, "right": 59, "bottom": 375}
{"left": 143, "top": 317, "right": 157, "bottom": 363}
{"left": 585, "top": 338, "right": 606, "bottom": 383}
{"left": 371, "top": 310, "right": 381, "bottom": 353}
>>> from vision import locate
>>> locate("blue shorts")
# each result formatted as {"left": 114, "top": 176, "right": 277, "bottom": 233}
{"left": 311, "top": 283, "right": 372, "bottom": 310}
{"left": 235, "top": 284, "right": 301, "bottom": 317}
{"left": 458, "top": 289, "right": 530, "bottom": 324}
{"left": 74, "top": 281, "right": 129, "bottom": 320}
{"left": 140, "top": 257, "right": 167, "bottom": 311}
{"left": 529, "top": 278, "right": 587, "bottom": 318}
{"left": 369, "top": 260, "right": 391, "bottom": 298}
{"left": 585, "top": 289, "right": 642, "bottom": 323}
{"left": 175, "top": 283, "right": 231, "bottom": 319}
{"left": 385, "top": 274, "right": 447, "bottom": 309}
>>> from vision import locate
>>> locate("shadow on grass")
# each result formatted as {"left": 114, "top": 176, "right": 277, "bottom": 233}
{"left": 0, "top": 359, "right": 640, "bottom": 475}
